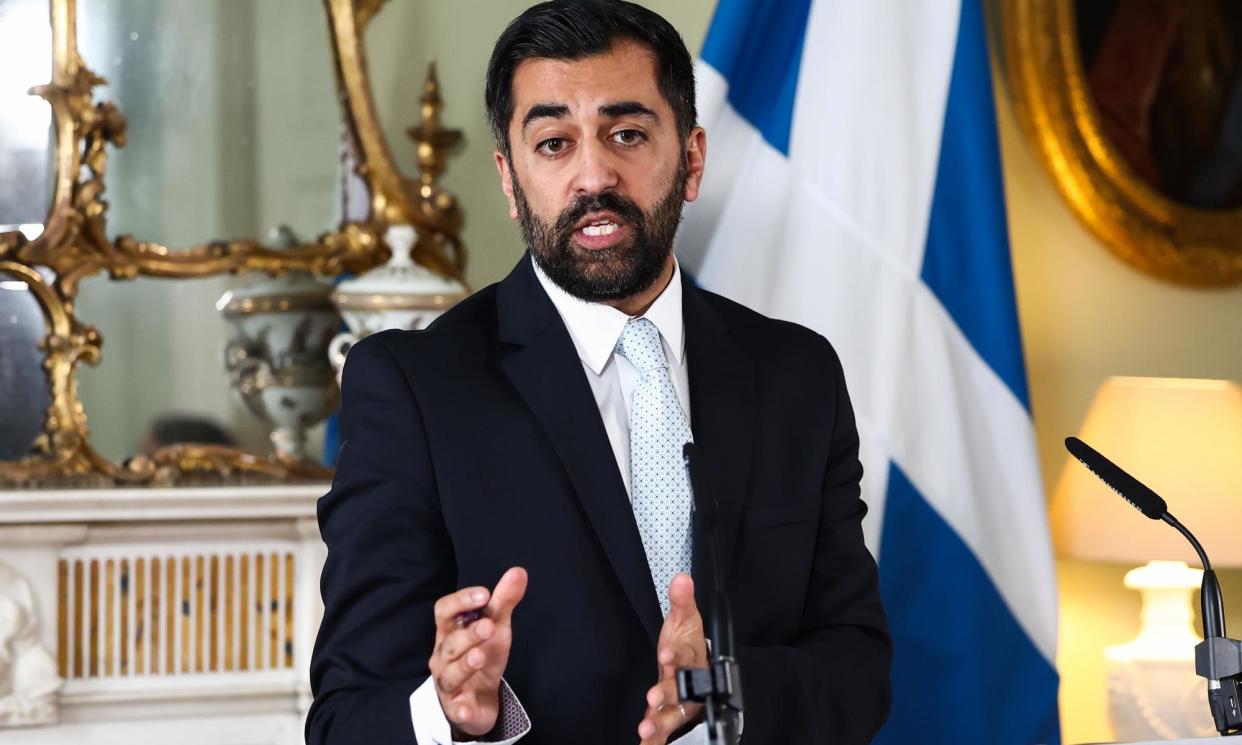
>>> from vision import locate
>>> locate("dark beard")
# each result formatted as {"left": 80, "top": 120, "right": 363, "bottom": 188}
{"left": 512, "top": 162, "right": 687, "bottom": 302}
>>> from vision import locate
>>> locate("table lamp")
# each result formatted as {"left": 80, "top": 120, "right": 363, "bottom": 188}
{"left": 1051, "top": 376, "right": 1242, "bottom": 740}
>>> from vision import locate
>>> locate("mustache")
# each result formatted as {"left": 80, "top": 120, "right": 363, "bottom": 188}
{"left": 553, "top": 191, "right": 645, "bottom": 238}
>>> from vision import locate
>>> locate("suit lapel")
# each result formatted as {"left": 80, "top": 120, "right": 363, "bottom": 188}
{"left": 682, "top": 281, "right": 757, "bottom": 614}
{"left": 496, "top": 257, "right": 664, "bottom": 645}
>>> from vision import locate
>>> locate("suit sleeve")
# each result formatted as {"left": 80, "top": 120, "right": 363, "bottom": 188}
{"left": 306, "top": 332, "right": 457, "bottom": 745}
{"left": 733, "top": 340, "right": 892, "bottom": 744}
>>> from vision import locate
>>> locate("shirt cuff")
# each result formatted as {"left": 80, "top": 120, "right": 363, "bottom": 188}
{"left": 409, "top": 677, "right": 531, "bottom": 744}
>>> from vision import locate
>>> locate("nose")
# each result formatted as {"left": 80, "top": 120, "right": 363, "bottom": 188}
{"left": 570, "top": 137, "right": 620, "bottom": 196}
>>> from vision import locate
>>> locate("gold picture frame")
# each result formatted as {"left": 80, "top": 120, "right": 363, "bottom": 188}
{"left": 1004, "top": 0, "right": 1242, "bottom": 286}
{"left": 0, "top": 0, "right": 464, "bottom": 487}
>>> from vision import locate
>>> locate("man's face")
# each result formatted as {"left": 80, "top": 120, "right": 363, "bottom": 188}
{"left": 496, "top": 39, "right": 706, "bottom": 301}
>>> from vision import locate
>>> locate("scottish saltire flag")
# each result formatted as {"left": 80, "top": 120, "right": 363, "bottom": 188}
{"left": 679, "top": 0, "right": 1060, "bottom": 742}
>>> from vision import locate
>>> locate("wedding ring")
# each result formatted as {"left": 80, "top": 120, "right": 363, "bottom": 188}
{"left": 658, "top": 702, "right": 689, "bottom": 725}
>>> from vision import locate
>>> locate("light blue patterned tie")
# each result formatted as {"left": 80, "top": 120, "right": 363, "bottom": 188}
{"left": 615, "top": 317, "right": 693, "bottom": 617}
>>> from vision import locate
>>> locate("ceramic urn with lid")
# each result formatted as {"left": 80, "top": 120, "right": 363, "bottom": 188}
{"left": 328, "top": 224, "right": 468, "bottom": 377}
{"left": 217, "top": 232, "right": 342, "bottom": 461}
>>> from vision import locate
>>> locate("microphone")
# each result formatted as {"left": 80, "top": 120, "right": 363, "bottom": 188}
{"left": 1064, "top": 436, "right": 1167, "bottom": 520}
{"left": 1063, "top": 437, "right": 1224, "bottom": 637}
{"left": 1064, "top": 437, "right": 1238, "bottom": 734}
{"left": 678, "top": 442, "right": 742, "bottom": 744}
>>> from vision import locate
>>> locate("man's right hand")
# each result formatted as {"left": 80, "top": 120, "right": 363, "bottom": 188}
{"left": 429, "top": 566, "right": 528, "bottom": 738}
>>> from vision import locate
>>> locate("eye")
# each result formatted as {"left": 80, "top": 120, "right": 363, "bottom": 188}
{"left": 610, "top": 129, "right": 647, "bottom": 147}
{"left": 536, "top": 137, "right": 568, "bottom": 157}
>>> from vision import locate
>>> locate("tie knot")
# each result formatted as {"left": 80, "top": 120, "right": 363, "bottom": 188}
{"left": 615, "top": 317, "right": 668, "bottom": 373}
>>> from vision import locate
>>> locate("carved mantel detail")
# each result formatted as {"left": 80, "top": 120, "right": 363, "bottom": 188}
{"left": 0, "top": 562, "right": 61, "bottom": 728}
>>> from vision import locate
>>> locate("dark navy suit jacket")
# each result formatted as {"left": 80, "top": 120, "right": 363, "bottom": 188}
{"left": 306, "top": 255, "right": 891, "bottom": 744}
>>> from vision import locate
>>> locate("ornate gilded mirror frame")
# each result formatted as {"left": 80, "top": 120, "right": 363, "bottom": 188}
{"left": 0, "top": 0, "right": 464, "bottom": 487}
{"left": 327, "top": 0, "right": 467, "bottom": 281}
{"left": 1004, "top": 0, "right": 1242, "bottom": 286}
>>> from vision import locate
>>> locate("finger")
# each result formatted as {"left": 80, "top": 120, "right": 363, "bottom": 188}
{"left": 436, "top": 617, "right": 496, "bottom": 664}
{"left": 434, "top": 586, "right": 491, "bottom": 631}
{"left": 486, "top": 566, "right": 528, "bottom": 625}
{"left": 641, "top": 679, "right": 702, "bottom": 743}
{"left": 645, "top": 676, "right": 678, "bottom": 710}
{"left": 447, "top": 693, "right": 487, "bottom": 736}
{"left": 436, "top": 644, "right": 489, "bottom": 693}
{"left": 638, "top": 699, "right": 688, "bottom": 743}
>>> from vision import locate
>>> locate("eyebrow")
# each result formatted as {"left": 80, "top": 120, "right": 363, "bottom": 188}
{"left": 520, "top": 100, "right": 661, "bottom": 132}
{"left": 521, "top": 103, "right": 571, "bottom": 130}
{"left": 598, "top": 101, "right": 659, "bottom": 122}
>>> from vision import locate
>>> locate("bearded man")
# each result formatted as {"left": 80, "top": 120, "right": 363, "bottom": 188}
{"left": 307, "top": 2, "right": 891, "bottom": 744}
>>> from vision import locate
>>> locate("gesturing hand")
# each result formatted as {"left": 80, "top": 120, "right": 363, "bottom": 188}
{"left": 638, "top": 573, "right": 708, "bottom": 744}
{"left": 429, "top": 566, "right": 528, "bottom": 738}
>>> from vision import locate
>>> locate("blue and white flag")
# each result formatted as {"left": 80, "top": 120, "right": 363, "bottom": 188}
{"left": 680, "top": 1, "right": 1060, "bottom": 742}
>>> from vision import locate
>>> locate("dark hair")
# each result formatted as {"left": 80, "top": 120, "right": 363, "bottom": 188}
{"left": 485, "top": 0, "right": 697, "bottom": 155}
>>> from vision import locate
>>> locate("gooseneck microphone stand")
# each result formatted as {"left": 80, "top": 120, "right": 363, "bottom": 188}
{"left": 677, "top": 443, "right": 743, "bottom": 744}
{"left": 1065, "top": 436, "right": 1242, "bottom": 735}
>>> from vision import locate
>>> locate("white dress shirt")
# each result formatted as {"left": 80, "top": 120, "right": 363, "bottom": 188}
{"left": 534, "top": 255, "right": 691, "bottom": 500}
{"left": 410, "top": 256, "right": 705, "bottom": 744}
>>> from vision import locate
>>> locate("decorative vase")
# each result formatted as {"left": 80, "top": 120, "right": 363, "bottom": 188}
{"left": 328, "top": 224, "right": 468, "bottom": 378}
{"left": 217, "top": 234, "right": 342, "bottom": 461}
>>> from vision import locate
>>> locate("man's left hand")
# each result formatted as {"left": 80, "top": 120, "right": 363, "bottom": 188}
{"left": 638, "top": 573, "right": 708, "bottom": 744}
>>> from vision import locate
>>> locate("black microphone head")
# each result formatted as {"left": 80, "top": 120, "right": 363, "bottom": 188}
{"left": 1065, "top": 436, "right": 1168, "bottom": 520}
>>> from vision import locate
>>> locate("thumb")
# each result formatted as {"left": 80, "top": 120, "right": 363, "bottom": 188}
{"left": 488, "top": 566, "right": 528, "bottom": 625}
{"left": 667, "top": 573, "right": 697, "bottom": 622}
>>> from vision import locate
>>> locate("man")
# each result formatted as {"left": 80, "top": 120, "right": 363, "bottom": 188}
{"left": 307, "top": 2, "right": 891, "bottom": 743}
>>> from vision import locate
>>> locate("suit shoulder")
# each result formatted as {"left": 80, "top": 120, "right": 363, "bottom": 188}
{"left": 363, "top": 282, "right": 501, "bottom": 359}
{"left": 426, "top": 281, "right": 502, "bottom": 334}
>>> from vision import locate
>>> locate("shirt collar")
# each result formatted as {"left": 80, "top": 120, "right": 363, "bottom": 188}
{"left": 531, "top": 254, "right": 685, "bottom": 375}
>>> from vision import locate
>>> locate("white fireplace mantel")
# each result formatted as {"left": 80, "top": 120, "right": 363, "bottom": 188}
{"left": 0, "top": 484, "right": 326, "bottom": 524}
{"left": 0, "top": 483, "right": 330, "bottom": 745}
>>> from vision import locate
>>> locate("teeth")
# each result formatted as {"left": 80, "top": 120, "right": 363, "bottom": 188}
{"left": 582, "top": 222, "right": 618, "bottom": 237}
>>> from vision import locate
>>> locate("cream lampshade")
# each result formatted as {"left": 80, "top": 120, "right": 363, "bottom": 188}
{"left": 1051, "top": 376, "right": 1242, "bottom": 740}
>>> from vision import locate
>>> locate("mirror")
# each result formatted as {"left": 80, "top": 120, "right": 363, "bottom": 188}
{"left": 0, "top": 0, "right": 53, "bottom": 234}
{"left": 74, "top": 275, "right": 314, "bottom": 465}
{"left": 73, "top": 265, "right": 340, "bottom": 466}
{"left": 0, "top": 0, "right": 462, "bottom": 485}
{"left": 76, "top": 0, "right": 342, "bottom": 249}
{"left": 58, "top": 0, "right": 346, "bottom": 469}
{"left": 0, "top": 270, "right": 51, "bottom": 461}
{"left": 1076, "top": 0, "right": 1242, "bottom": 211}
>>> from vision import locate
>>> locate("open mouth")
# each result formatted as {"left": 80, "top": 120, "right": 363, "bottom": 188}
{"left": 581, "top": 220, "right": 620, "bottom": 237}
{"left": 572, "top": 212, "right": 629, "bottom": 249}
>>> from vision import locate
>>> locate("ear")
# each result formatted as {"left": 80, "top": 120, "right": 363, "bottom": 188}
{"left": 682, "top": 127, "right": 707, "bottom": 203}
{"left": 495, "top": 151, "right": 519, "bottom": 220}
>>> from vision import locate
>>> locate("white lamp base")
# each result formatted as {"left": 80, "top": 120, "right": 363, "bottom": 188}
{"left": 1105, "top": 560, "right": 1217, "bottom": 740}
